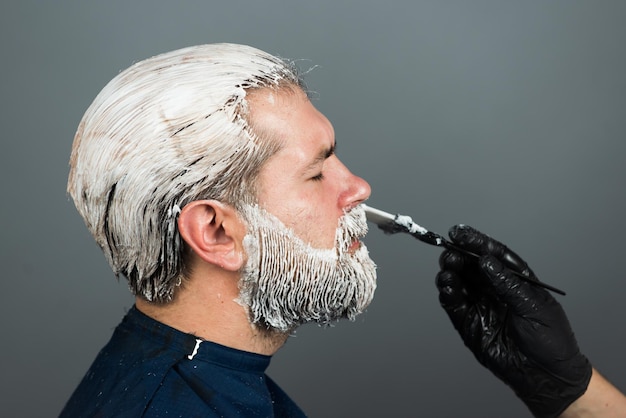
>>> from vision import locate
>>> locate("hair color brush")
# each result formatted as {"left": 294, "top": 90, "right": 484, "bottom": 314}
{"left": 361, "top": 204, "right": 566, "bottom": 296}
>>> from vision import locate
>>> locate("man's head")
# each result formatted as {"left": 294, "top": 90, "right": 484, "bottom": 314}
{"left": 68, "top": 43, "right": 376, "bottom": 331}
{"left": 68, "top": 44, "right": 303, "bottom": 302}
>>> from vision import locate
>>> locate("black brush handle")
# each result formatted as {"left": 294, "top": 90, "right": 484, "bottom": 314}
{"left": 407, "top": 229, "right": 567, "bottom": 296}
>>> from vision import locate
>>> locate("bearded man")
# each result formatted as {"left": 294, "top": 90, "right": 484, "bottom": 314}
{"left": 61, "top": 43, "right": 376, "bottom": 417}
{"left": 62, "top": 43, "right": 626, "bottom": 418}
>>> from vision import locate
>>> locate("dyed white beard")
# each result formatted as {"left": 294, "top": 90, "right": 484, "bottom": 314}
{"left": 238, "top": 204, "right": 377, "bottom": 333}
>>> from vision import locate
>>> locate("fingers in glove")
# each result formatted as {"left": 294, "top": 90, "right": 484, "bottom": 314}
{"left": 438, "top": 249, "right": 465, "bottom": 272}
{"left": 449, "top": 224, "right": 535, "bottom": 278}
{"left": 439, "top": 248, "right": 495, "bottom": 296}
{"left": 479, "top": 254, "right": 551, "bottom": 315}
{"left": 435, "top": 269, "right": 471, "bottom": 329}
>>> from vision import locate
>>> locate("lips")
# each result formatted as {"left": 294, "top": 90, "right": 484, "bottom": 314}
{"left": 349, "top": 239, "right": 362, "bottom": 253}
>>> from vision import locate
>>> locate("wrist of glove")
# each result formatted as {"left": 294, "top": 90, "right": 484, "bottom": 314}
{"left": 435, "top": 225, "right": 592, "bottom": 418}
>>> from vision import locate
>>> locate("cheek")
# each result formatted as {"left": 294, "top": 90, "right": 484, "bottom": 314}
{"left": 268, "top": 201, "right": 335, "bottom": 249}
{"left": 297, "top": 209, "right": 341, "bottom": 249}
{"left": 259, "top": 181, "right": 342, "bottom": 248}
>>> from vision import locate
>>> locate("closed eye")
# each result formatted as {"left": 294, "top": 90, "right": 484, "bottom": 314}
{"left": 310, "top": 172, "right": 325, "bottom": 182}
{"left": 306, "top": 143, "right": 334, "bottom": 183}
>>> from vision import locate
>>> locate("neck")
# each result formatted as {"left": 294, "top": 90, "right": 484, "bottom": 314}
{"left": 135, "top": 269, "right": 289, "bottom": 356}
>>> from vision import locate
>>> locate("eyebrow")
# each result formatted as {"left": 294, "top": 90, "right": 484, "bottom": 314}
{"left": 307, "top": 142, "right": 336, "bottom": 170}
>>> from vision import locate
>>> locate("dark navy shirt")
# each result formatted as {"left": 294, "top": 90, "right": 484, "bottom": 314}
{"left": 60, "top": 306, "right": 306, "bottom": 417}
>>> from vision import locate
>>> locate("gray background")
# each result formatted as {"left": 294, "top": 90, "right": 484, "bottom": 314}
{"left": 2, "top": 1, "right": 625, "bottom": 417}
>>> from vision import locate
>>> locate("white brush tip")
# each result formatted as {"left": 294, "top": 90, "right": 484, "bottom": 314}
{"left": 360, "top": 203, "right": 396, "bottom": 227}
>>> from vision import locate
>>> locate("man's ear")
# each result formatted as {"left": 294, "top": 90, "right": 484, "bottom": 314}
{"left": 177, "top": 200, "right": 245, "bottom": 271}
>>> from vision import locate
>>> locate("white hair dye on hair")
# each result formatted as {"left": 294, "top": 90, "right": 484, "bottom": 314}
{"left": 67, "top": 43, "right": 304, "bottom": 302}
{"left": 238, "top": 204, "right": 377, "bottom": 332}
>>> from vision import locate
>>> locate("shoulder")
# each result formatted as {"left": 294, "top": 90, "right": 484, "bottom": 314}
{"left": 59, "top": 308, "right": 196, "bottom": 417}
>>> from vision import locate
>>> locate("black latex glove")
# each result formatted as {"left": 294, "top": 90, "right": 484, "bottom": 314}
{"left": 435, "top": 224, "right": 592, "bottom": 418}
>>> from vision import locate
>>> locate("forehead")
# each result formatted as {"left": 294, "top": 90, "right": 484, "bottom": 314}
{"left": 246, "top": 88, "right": 335, "bottom": 156}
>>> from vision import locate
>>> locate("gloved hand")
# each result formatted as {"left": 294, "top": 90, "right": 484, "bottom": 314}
{"left": 435, "top": 224, "right": 592, "bottom": 418}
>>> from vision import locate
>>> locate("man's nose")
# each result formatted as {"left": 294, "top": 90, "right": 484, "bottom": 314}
{"left": 338, "top": 161, "right": 371, "bottom": 210}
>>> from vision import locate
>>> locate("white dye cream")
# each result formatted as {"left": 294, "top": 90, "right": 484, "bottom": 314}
{"left": 395, "top": 214, "right": 428, "bottom": 235}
